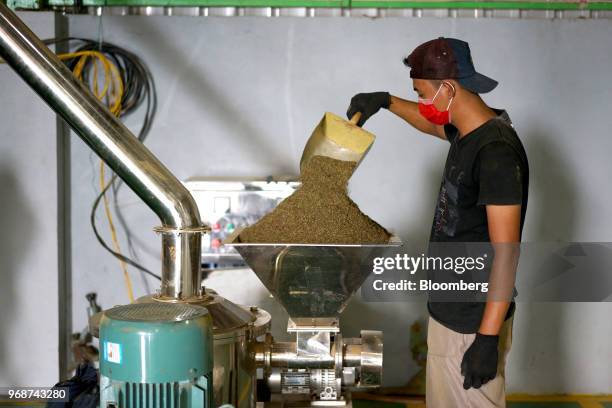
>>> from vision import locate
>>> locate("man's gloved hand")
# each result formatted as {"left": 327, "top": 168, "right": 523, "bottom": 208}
{"left": 346, "top": 92, "right": 391, "bottom": 127}
{"left": 460, "top": 333, "right": 499, "bottom": 390}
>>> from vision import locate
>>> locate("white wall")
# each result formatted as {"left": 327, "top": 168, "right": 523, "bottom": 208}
{"left": 0, "top": 12, "right": 59, "bottom": 387}
{"left": 3, "top": 12, "right": 610, "bottom": 392}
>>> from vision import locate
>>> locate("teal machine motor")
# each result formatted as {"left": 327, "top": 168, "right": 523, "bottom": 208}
{"left": 99, "top": 302, "right": 214, "bottom": 408}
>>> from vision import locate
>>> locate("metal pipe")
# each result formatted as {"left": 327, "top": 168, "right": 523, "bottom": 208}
{"left": 55, "top": 1, "right": 612, "bottom": 12}
{"left": 343, "top": 344, "right": 362, "bottom": 367}
{"left": 253, "top": 341, "right": 336, "bottom": 369}
{"left": 0, "top": 3, "right": 206, "bottom": 299}
{"left": 350, "top": 1, "right": 612, "bottom": 9}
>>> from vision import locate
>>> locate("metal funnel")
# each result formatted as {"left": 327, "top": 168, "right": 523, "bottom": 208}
{"left": 225, "top": 229, "right": 401, "bottom": 320}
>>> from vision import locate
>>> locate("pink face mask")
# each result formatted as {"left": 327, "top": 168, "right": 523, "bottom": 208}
{"left": 418, "top": 83, "right": 454, "bottom": 125}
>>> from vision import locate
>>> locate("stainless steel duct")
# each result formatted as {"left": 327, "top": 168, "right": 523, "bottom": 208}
{"left": 0, "top": 3, "right": 207, "bottom": 299}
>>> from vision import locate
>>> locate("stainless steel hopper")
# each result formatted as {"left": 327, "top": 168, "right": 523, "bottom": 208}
{"left": 225, "top": 229, "right": 402, "bottom": 320}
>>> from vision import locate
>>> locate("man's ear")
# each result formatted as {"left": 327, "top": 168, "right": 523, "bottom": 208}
{"left": 443, "top": 80, "right": 457, "bottom": 97}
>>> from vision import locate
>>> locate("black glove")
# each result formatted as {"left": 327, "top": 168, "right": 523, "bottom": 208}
{"left": 460, "top": 333, "right": 499, "bottom": 390}
{"left": 346, "top": 91, "right": 391, "bottom": 127}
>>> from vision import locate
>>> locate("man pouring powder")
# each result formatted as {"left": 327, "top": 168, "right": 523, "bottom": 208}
{"left": 346, "top": 37, "right": 528, "bottom": 408}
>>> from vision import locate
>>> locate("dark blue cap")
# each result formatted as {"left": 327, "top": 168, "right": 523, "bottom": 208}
{"left": 404, "top": 37, "right": 498, "bottom": 94}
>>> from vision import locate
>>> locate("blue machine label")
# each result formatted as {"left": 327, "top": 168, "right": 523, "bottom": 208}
{"left": 104, "top": 341, "right": 122, "bottom": 364}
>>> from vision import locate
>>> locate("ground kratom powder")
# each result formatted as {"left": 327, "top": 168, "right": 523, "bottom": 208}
{"left": 238, "top": 156, "right": 391, "bottom": 244}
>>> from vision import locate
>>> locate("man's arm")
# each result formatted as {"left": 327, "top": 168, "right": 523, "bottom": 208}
{"left": 460, "top": 204, "right": 521, "bottom": 390}
{"left": 389, "top": 95, "right": 447, "bottom": 140}
{"left": 479, "top": 204, "right": 522, "bottom": 335}
{"left": 346, "top": 92, "right": 446, "bottom": 139}
{"left": 461, "top": 139, "right": 524, "bottom": 390}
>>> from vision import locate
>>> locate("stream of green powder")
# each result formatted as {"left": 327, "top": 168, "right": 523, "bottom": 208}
{"left": 238, "top": 156, "right": 391, "bottom": 244}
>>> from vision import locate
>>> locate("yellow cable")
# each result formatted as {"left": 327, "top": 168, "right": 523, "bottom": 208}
{"left": 92, "top": 56, "right": 99, "bottom": 97}
{"left": 65, "top": 50, "right": 134, "bottom": 303}
{"left": 91, "top": 55, "right": 133, "bottom": 303}
{"left": 99, "top": 161, "right": 134, "bottom": 303}
{"left": 59, "top": 51, "right": 124, "bottom": 115}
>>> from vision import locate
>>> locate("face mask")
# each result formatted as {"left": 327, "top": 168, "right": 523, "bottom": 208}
{"left": 418, "top": 83, "right": 454, "bottom": 125}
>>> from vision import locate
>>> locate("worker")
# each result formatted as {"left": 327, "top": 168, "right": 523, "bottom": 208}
{"left": 346, "top": 37, "right": 529, "bottom": 408}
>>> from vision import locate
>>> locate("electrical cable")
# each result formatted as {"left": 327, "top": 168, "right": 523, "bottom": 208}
{"left": 66, "top": 47, "right": 135, "bottom": 300}
{"left": 44, "top": 37, "right": 161, "bottom": 282}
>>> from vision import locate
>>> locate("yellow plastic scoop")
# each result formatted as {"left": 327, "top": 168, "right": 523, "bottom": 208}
{"left": 300, "top": 111, "right": 376, "bottom": 174}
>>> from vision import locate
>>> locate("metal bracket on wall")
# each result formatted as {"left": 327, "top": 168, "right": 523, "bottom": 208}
{"left": 54, "top": 11, "right": 73, "bottom": 382}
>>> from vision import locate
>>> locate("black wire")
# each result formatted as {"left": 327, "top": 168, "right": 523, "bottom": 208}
{"left": 47, "top": 37, "right": 161, "bottom": 281}
{"left": 90, "top": 178, "right": 161, "bottom": 280}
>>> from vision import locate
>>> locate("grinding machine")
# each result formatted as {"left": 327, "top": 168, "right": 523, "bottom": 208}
{"left": 226, "top": 235, "right": 401, "bottom": 406}
{"left": 0, "top": 4, "right": 401, "bottom": 407}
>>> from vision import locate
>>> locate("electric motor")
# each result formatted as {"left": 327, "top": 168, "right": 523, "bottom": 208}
{"left": 99, "top": 302, "right": 214, "bottom": 408}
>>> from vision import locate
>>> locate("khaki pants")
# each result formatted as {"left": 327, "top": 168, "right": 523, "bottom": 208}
{"left": 426, "top": 316, "right": 514, "bottom": 408}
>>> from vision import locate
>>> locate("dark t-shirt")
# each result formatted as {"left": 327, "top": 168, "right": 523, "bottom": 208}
{"left": 427, "top": 108, "right": 529, "bottom": 333}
